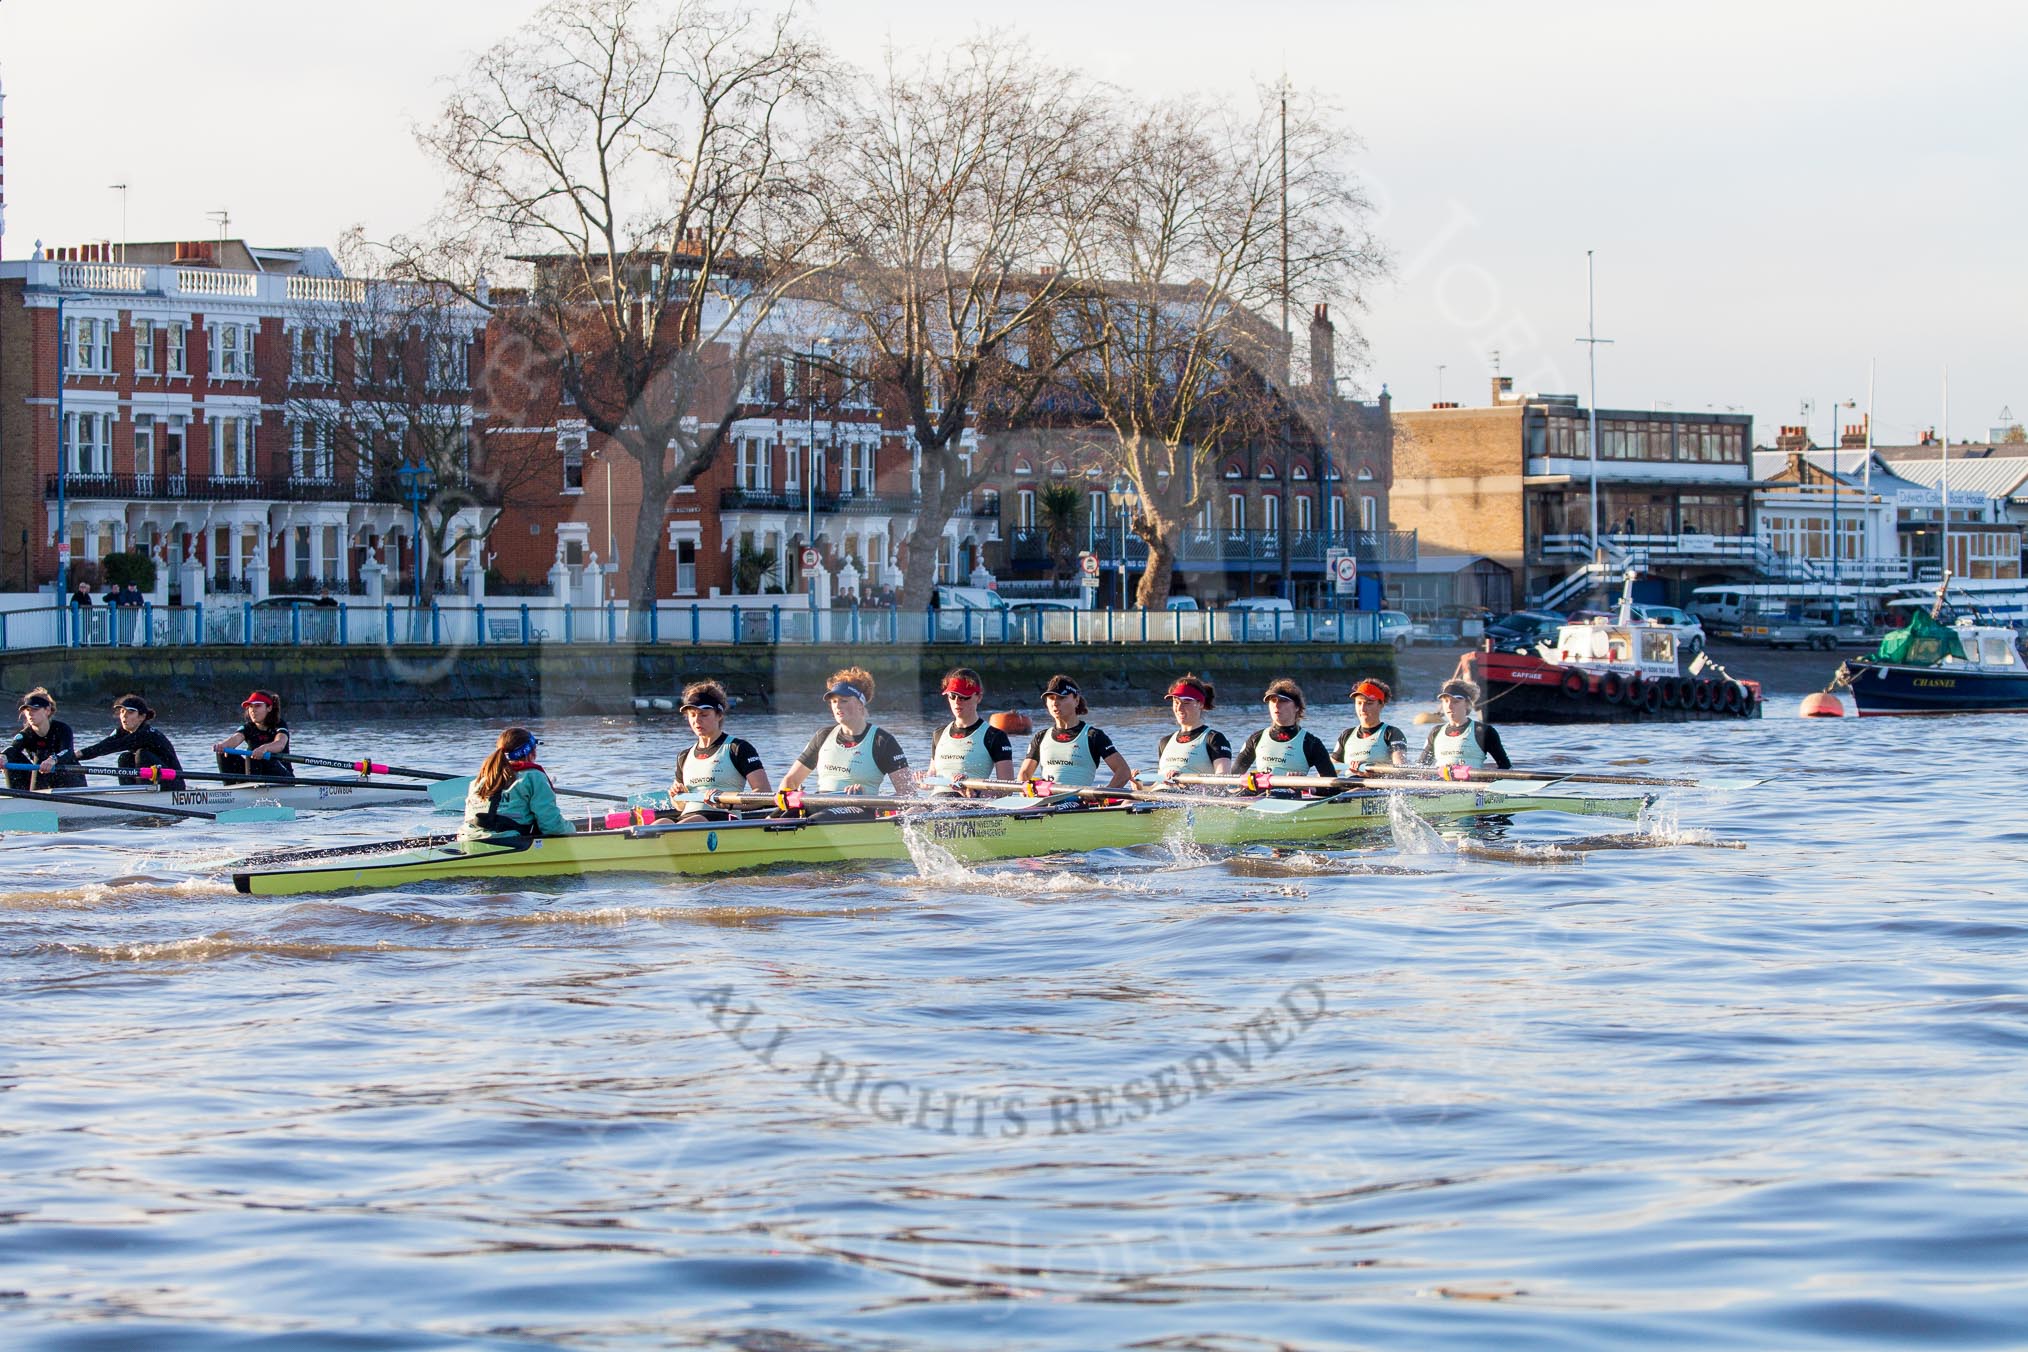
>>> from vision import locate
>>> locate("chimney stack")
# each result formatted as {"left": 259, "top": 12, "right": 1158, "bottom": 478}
{"left": 1309, "top": 303, "right": 1334, "bottom": 395}
{"left": 1490, "top": 375, "right": 1515, "bottom": 405}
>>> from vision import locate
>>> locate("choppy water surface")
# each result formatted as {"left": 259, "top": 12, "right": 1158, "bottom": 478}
{"left": 4, "top": 684, "right": 2026, "bottom": 1349}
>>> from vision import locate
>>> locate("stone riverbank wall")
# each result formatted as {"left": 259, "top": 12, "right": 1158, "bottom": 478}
{"left": 4, "top": 643, "right": 1402, "bottom": 719}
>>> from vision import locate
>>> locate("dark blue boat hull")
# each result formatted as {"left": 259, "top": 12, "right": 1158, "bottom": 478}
{"left": 1843, "top": 660, "right": 2028, "bottom": 715}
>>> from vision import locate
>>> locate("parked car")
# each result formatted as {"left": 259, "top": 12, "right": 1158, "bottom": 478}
{"left": 1165, "top": 596, "right": 1199, "bottom": 611}
{"left": 1373, "top": 610, "right": 1416, "bottom": 650}
{"left": 1004, "top": 597, "right": 1083, "bottom": 613}
{"left": 1741, "top": 604, "right": 1876, "bottom": 651}
{"left": 1482, "top": 609, "right": 1566, "bottom": 652}
{"left": 1568, "top": 603, "right": 1706, "bottom": 653}
{"left": 1225, "top": 595, "right": 1295, "bottom": 637}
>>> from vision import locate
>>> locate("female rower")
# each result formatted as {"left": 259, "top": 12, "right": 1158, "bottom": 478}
{"left": 463, "top": 728, "right": 576, "bottom": 839}
{"left": 213, "top": 690, "right": 295, "bottom": 781}
{"left": 926, "top": 667, "right": 1015, "bottom": 793}
{"left": 1335, "top": 678, "right": 1409, "bottom": 771}
{"left": 1229, "top": 679, "right": 1338, "bottom": 785}
{"left": 1016, "top": 675, "right": 1133, "bottom": 789}
{"left": 76, "top": 694, "right": 183, "bottom": 785}
{"left": 1153, "top": 674, "right": 1232, "bottom": 781}
{"left": 1420, "top": 678, "right": 1512, "bottom": 770}
{"left": 6, "top": 687, "right": 87, "bottom": 789}
{"left": 777, "top": 667, "right": 917, "bottom": 809}
{"left": 667, "top": 680, "right": 768, "bottom": 822}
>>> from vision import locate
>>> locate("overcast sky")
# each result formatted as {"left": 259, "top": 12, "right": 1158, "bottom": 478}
{"left": 3, "top": 0, "right": 2022, "bottom": 445}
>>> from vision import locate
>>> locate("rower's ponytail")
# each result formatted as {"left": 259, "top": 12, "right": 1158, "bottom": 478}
{"left": 473, "top": 727, "right": 533, "bottom": 801}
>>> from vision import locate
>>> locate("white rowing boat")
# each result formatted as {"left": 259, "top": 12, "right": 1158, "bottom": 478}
{"left": 0, "top": 779, "right": 430, "bottom": 828}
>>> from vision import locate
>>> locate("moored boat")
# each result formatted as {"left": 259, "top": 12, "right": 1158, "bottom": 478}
{"left": 1460, "top": 582, "right": 1762, "bottom": 724}
{"left": 232, "top": 786, "right": 1649, "bottom": 896}
{"left": 1830, "top": 604, "right": 2028, "bottom": 716}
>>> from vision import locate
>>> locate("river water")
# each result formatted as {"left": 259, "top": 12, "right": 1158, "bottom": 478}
{"left": 4, "top": 672, "right": 2026, "bottom": 1349}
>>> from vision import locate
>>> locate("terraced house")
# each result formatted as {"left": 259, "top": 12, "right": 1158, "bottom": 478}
{"left": 0, "top": 240, "right": 488, "bottom": 602}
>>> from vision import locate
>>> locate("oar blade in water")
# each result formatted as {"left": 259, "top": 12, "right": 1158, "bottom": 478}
{"left": 216, "top": 805, "right": 297, "bottom": 824}
{"left": 0, "top": 810, "right": 62, "bottom": 834}
{"left": 426, "top": 776, "right": 473, "bottom": 810}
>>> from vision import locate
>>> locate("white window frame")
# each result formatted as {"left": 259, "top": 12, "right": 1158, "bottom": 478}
{"left": 847, "top": 441, "right": 876, "bottom": 495}
{"left": 167, "top": 323, "right": 188, "bottom": 376}
{"left": 133, "top": 414, "right": 156, "bottom": 479}
{"left": 211, "top": 415, "right": 255, "bottom": 479}
{"left": 67, "top": 411, "right": 114, "bottom": 475}
{"left": 1360, "top": 494, "right": 1379, "bottom": 531}
{"left": 1017, "top": 488, "right": 1036, "bottom": 530}
{"left": 1294, "top": 494, "right": 1313, "bottom": 534}
{"left": 134, "top": 320, "right": 156, "bottom": 375}
{"left": 1228, "top": 492, "right": 1246, "bottom": 531}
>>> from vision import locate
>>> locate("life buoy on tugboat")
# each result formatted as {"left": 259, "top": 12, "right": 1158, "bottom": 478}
{"left": 1560, "top": 670, "right": 1588, "bottom": 699}
{"left": 1691, "top": 679, "right": 1716, "bottom": 710}
{"left": 1599, "top": 671, "right": 1627, "bottom": 703}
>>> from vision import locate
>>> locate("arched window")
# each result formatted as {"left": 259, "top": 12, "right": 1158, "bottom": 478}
{"left": 1259, "top": 461, "right": 1279, "bottom": 480}
{"left": 1292, "top": 463, "right": 1310, "bottom": 481}
{"left": 1013, "top": 456, "right": 1033, "bottom": 476}
{"left": 1356, "top": 466, "right": 1375, "bottom": 481}
{"left": 1048, "top": 460, "right": 1068, "bottom": 478}
{"left": 1224, "top": 460, "right": 1244, "bottom": 480}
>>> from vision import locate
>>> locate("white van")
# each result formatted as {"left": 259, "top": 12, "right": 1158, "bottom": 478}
{"left": 934, "top": 585, "right": 1010, "bottom": 613}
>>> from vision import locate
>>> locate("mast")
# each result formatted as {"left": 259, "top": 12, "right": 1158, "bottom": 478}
{"left": 1940, "top": 368, "right": 1950, "bottom": 598}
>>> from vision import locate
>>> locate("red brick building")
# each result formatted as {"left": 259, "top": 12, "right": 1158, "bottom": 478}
{"left": 0, "top": 240, "right": 486, "bottom": 599}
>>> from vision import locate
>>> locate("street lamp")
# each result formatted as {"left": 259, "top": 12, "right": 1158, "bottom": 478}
{"left": 1824, "top": 397, "right": 1856, "bottom": 622}
{"left": 1110, "top": 476, "right": 1141, "bottom": 608}
{"left": 588, "top": 445, "right": 615, "bottom": 578}
{"left": 792, "top": 338, "right": 834, "bottom": 600}
{"left": 395, "top": 460, "right": 435, "bottom": 607}
{"left": 54, "top": 291, "right": 72, "bottom": 606}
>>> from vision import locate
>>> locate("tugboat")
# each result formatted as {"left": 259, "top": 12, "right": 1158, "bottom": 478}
{"left": 1458, "top": 578, "right": 1763, "bottom": 724}
{"left": 1827, "top": 581, "right": 2028, "bottom": 715}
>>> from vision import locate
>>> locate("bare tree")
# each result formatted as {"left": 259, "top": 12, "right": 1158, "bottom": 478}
{"left": 411, "top": 0, "right": 832, "bottom": 627}
{"left": 815, "top": 38, "right": 1107, "bottom": 608}
{"left": 282, "top": 234, "right": 556, "bottom": 601}
{"left": 1059, "top": 87, "right": 1386, "bottom": 607}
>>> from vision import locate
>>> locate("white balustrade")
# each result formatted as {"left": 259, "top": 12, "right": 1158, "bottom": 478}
{"left": 55, "top": 263, "right": 146, "bottom": 293}
{"left": 286, "top": 276, "right": 368, "bottom": 304}
{"left": 176, "top": 269, "right": 259, "bottom": 297}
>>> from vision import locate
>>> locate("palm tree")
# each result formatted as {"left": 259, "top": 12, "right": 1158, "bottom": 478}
{"left": 1037, "top": 481, "right": 1085, "bottom": 582}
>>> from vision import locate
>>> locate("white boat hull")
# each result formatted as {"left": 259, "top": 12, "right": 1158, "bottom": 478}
{"left": 0, "top": 780, "right": 431, "bottom": 827}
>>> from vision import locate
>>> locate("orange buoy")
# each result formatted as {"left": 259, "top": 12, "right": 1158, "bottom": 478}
{"left": 1799, "top": 691, "right": 1848, "bottom": 718}
{"left": 989, "top": 709, "right": 1033, "bottom": 735}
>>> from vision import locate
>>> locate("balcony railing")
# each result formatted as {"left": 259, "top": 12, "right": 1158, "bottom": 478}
{"left": 46, "top": 472, "right": 407, "bottom": 504}
{"left": 1067, "top": 527, "right": 1416, "bottom": 570}
{"left": 719, "top": 488, "right": 924, "bottom": 515}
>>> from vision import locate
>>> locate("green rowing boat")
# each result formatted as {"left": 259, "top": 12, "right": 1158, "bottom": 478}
{"left": 230, "top": 786, "right": 1647, "bottom": 896}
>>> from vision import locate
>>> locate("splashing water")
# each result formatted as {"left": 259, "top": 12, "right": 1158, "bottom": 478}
{"left": 1385, "top": 792, "right": 1457, "bottom": 865}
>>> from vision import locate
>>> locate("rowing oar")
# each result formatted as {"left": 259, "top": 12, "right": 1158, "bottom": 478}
{"left": 272, "top": 752, "right": 631, "bottom": 806}
{"left": 275, "top": 752, "right": 454, "bottom": 781}
{"left": 1351, "top": 765, "right": 1747, "bottom": 790}
{"left": 0, "top": 782, "right": 294, "bottom": 826}
{"left": 422, "top": 775, "right": 632, "bottom": 810}
{"left": 948, "top": 777, "right": 1320, "bottom": 815}
{"left": 3, "top": 763, "right": 429, "bottom": 793}
{"left": 1166, "top": 766, "right": 1716, "bottom": 791}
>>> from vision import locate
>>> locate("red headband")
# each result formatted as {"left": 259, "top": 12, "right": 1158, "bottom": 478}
{"left": 1165, "top": 680, "right": 1207, "bottom": 703}
{"left": 241, "top": 690, "right": 277, "bottom": 708}
{"left": 941, "top": 676, "right": 983, "bottom": 698}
